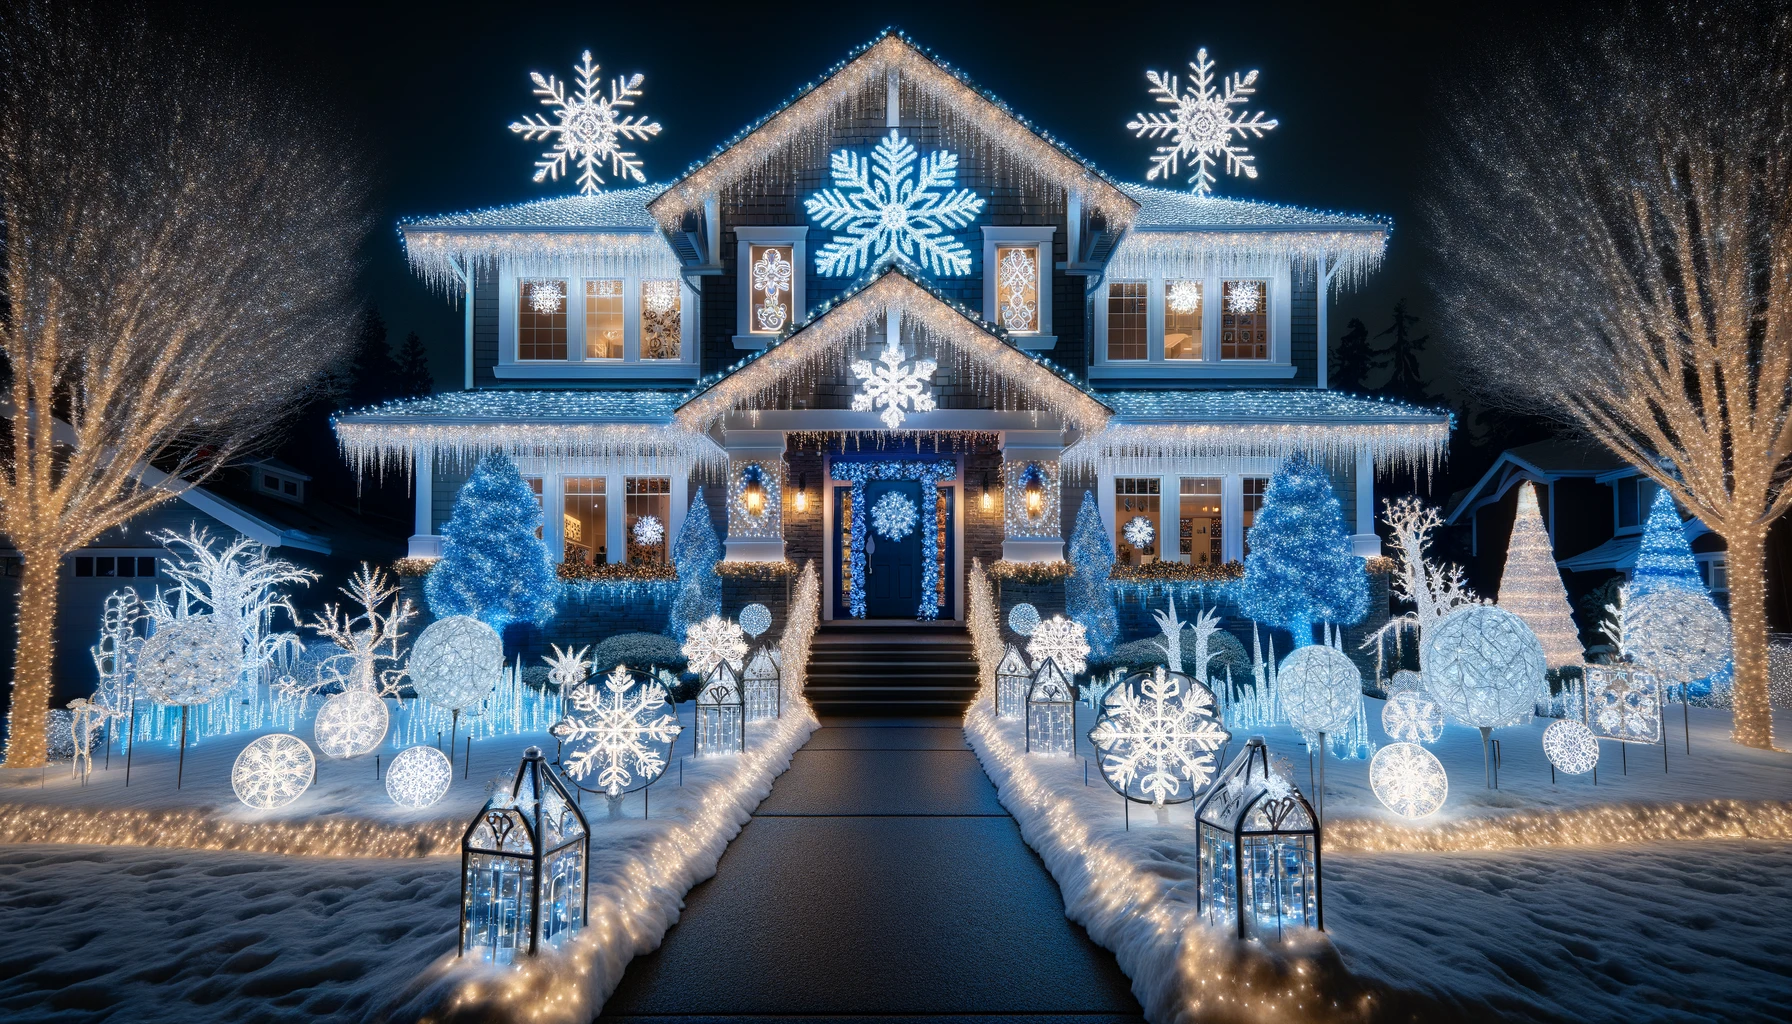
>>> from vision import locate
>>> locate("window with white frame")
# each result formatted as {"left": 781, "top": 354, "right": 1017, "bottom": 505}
{"left": 1240, "top": 477, "right": 1269, "bottom": 554}
{"left": 626, "top": 477, "right": 671, "bottom": 565}
{"left": 1165, "top": 280, "right": 1203, "bottom": 360}
{"left": 1179, "top": 477, "right": 1222, "bottom": 564}
{"left": 500, "top": 271, "right": 696, "bottom": 374}
{"left": 1114, "top": 477, "right": 1160, "bottom": 565}
{"left": 982, "top": 227, "right": 1054, "bottom": 343}
{"left": 994, "top": 245, "right": 1041, "bottom": 332}
{"left": 1106, "top": 282, "right": 1148, "bottom": 361}
{"left": 640, "top": 281, "right": 682, "bottom": 359}
{"left": 1698, "top": 554, "right": 1728, "bottom": 593}
{"left": 1092, "top": 268, "right": 1291, "bottom": 375}
{"left": 735, "top": 227, "right": 808, "bottom": 346}
{"left": 562, "top": 477, "right": 606, "bottom": 565}
{"left": 584, "top": 280, "right": 624, "bottom": 359}
{"left": 519, "top": 280, "right": 568, "bottom": 360}
{"left": 1220, "top": 281, "right": 1268, "bottom": 360}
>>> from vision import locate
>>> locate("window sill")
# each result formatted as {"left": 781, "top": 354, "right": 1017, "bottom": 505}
{"left": 733, "top": 334, "right": 777, "bottom": 351}
{"left": 1009, "top": 334, "right": 1057, "bottom": 352}
{"left": 1086, "top": 362, "right": 1297, "bottom": 380}
{"left": 494, "top": 362, "right": 701, "bottom": 380}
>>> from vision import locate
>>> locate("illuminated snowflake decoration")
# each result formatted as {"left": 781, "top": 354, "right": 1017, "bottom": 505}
{"left": 682, "top": 614, "right": 748, "bottom": 679}
{"left": 805, "top": 130, "right": 986, "bottom": 276}
{"left": 1027, "top": 615, "right": 1090, "bottom": 677}
{"left": 1369, "top": 741, "right": 1448, "bottom": 819}
{"left": 1089, "top": 667, "right": 1231, "bottom": 805}
{"left": 528, "top": 280, "right": 564, "bottom": 315}
{"left": 551, "top": 665, "right": 682, "bottom": 797}
{"left": 1380, "top": 690, "right": 1444, "bottom": 744}
{"left": 1278, "top": 644, "right": 1362, "bottom": 735}
{"left": 996, "top": 246, "right": 1037, "bottom": 330}
{"left": 542, "top": 643, "right": 592, "bottom": 689}
{"left": 1225, "top": 281, "right": 1262, "bottom": 315}
{"left": 1128, "top": 47, "right": 1278, "bottom": 194}
{"left": 642, "top": 279, "right": 679, "bottom": 314}
{"left": 871, "top": 490, "right": 919, "bottom": 541}
{"left": 314, "top": 689, "right": 389, "bottom": 759}
{"left": 135, "top": 617, "right": 241, "bottom": 706}
{"left": 1585, "top": 665, "right": 1663, "bottom": 743}
{"left": 1421, "top": 605, "right": 1545, "bottom": 728}
{"left": 1123, "top": 515, "right": 1156, "bottom": 549}
{"left": 1542, "top": 719, "right": 1599, "bottom": 775}
{"left": 231, "top": 733, "right": 315, "bottom": 810}
{"left": 509, "top": 50, "right": 661, "bottom": 193}
{"left": 409, "top": 615, "right": 504, "bottom": 711}
{"left": 385, "top": 744, "right": 453, "bottom": 808}
{"left": 751, "top": 248, "right": 792, "bottom": 331}
{"left": 632, "top": 514, "right": 665, "bottom": 547}
{"left": 1167, "top": 279, "right": 1202, "bottom": 315}
{"left": 851, "top": 339, "right": 936, "bottom": 429}
{"left": 1008, "top": 603, "right": 1041, "bottom": 637}
{"left": 739, "top": 603, "right": 772, "bottom": 638}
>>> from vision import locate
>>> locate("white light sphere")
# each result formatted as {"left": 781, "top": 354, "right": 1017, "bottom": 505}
{"left": 232, "top": 733, "right": 316, "bottom": 809}
{"left": 1008, "top": 603, "right": 1041, "bottom": 637}
{"left": 1278, "top": 644, "right": 1362, "bottom": 734}
{"left": 136, "top": 617, "right": 241, "bottom": 705}
{"left": 409, "top": 615, "right": 503, "bottom": 710}
{"left": 314, "top": 689, "right": 389, "bottom": 759}
{"left": 739, "top": 603, "right": 772, "bottom": 638}
{"left": 1388, "top": 669, "right": 1424, "bottom": 694}
{"left": 1542, "top": 719, "right": 1600, "bottom": 775}
{"left": 1421, "top": 605, "right": 1545, "bottom": 728}
{"left": 1381, "top": 690, "right": 1444, "bottom": 744}
{"left": 1624, "top": 588, "right": 1732, "bottom": 684}
{"left": 385, "top": 744, "right": 453, "bottom": 808}
{"left": 1369, "top": 741, "right": 1449, "bottom": 819}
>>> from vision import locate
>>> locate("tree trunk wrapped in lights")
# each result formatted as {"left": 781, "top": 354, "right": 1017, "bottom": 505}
{"left": 1428, "top": 5, "right": 1792, "bottom": 747}
{"left": 0, "top": 5, "right": 369, "bottom": 765}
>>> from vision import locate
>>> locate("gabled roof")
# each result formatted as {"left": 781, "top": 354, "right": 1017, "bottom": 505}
{"left": 646, "top": 31, "right": 1137, "bottom": 229}
{"left": 673, "top": 263, "right": 1111, "bottom": 434}
{"left": 1446, "top": 439, "right": 1627, "bottom": 524}
{"left": 1122, "top": 185, "right": 1390, "bottom": 232}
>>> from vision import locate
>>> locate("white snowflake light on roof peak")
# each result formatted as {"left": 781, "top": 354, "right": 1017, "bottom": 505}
{"left": 1128, "top": 47, "right": 1278, "bottom": 195}
{"left": 851, "top": 339, "right": 936, "bottom": 429}
{"left": 509, "top": 50, "right": 662, "bottom": 194}
{"left": 805, "top": 130, "right": 986, "bottom": 277}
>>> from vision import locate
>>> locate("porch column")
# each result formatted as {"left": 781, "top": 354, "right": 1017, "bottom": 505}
{"left": 722, "top": 428, "right": 787, "bottom": 562}
{"left": 407, "top": 448, "right": 443, "bottom": 558}
{"left": 1351, "top": 447, "right": 1380, "bottom": 557}
{"left": 1000, "top": 430, "right": 1065, "bottom": 561}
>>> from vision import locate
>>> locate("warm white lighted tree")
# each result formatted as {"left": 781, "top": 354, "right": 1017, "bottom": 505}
{"left": 1495, "top": 484, "right": 1584, "bottom": 669}
{"left": 0, "top": 7, "right": 368, "bottom": 764}
{"left": 1429, "top": 7, "right": 1791, "bottom": 747}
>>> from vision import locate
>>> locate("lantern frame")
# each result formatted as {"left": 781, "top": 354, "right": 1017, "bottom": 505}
{"left": 742, "top": 646, "right": 782, "bottom": 721}
{"left": 1025, "top": 659, "right": 1075, "bottom": 755}
{"left": 459, "top": 746, "right": 590, "bottom": 962}
{"left": 996, "top": 645, "right": 1032, "bottom": 719}
{"left": 1193, "top": 736, "right": 1323, "bottom": 941}
{"left": 695, "top": 661, "right": 746, "bottom": 757}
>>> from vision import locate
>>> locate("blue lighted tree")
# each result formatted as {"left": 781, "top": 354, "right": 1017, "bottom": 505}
{"left": 669, "top": 487, "right": 722, "bottom": 642}
{"left": 426, "top": 453, "right": 559, "bottom": 631}
{"left": 1630, "top": 487, "right": 1705, "bottom": 598}
{"left": 1241, "top": 455, "right": 1367, "bottom": 646}
{"left": 1066, "top": 491, "right": 1120, "bottom": 658}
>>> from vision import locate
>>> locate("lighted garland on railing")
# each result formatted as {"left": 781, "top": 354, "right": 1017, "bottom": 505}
{"left": 716, "top": 559, "right": 795, "bottom": 580}
{"left": 988, "top": 559, "right": 1073, "bottom": 583}
{"left": 832, "top": 458, "right": 954, "bottom": 619}
{"left": 1108, "top": 561, "right": 1245, "bottom": 583}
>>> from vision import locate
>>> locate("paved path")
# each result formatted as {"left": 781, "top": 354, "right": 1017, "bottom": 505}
{"left": 600, "top": 716, "right": 1143, "bottom": 1024}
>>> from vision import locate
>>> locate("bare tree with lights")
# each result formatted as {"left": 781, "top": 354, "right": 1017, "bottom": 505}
{"left": 0, "top": 5, "right": 368, "bottom": 765}
{"left": 1428, "top": 5, "right": 1792, "bottom": 748}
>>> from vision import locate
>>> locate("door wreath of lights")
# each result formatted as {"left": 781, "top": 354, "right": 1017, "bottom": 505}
{"left": 834, "top": 459, "right": 955, "bottom": 620}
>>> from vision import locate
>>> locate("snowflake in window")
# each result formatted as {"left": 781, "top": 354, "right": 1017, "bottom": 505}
{"left": 551, "top": 665, "right": 683, "bottom": 797}
{"left": 805, "top": 130, "right": 986, "bottom": 277}
{"left": 1127, "top": 48, "right": 1278, "bottom": 195}
{"left": 1123, "top": 515, "right": 1156, "bottom": 549}
{"left": 1167, "top": 280, "right": 1202, "bottom": 315}
{"left": 752, "top": 248, "right": 793, "bottom": 331}
{"left": 509, "top": 50, "right": 662, "bottom": 193}
{"left": 682, "top": 614, "right": 748, "bottom": 679}
{"left": 1089, "top": 667, "right": 1230, "bottom": 805}
{"left": 851, "top": 339, "right": 936, "bottom": 429}
{"left": 631, "top": 514, "right": 664, "bottom": 548}
{"left": 1026, "top": 615, "right": 1090, "bottom": 678}
{"left": 528, "top": 280, "right": 565, "bottom": 315}
{"left": 997, "top": 247, "right": 1037, "bottom": 331}
{"left": 1226, "top": 281, "right": 1262, "bottom": 315}
{"left": 871, "top": 491, "right": 919, "bottom": 541}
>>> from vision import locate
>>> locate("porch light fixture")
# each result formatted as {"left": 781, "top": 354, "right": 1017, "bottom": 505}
{"left": 743, "top": 478, "right": 766, "bottom": 517}
{"left": 980, "top": 472, "right": 995, "bottom": 513}
{"left": 1023, "top": 466, "right": 1046, "bottom": 519}
{"left": 793, "top": 473, "right": 808, "bottom": 514}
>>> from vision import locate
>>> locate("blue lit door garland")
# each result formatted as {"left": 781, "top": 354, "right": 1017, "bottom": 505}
{"left": 833, "top": 459, "right": 955, "bottom": 620}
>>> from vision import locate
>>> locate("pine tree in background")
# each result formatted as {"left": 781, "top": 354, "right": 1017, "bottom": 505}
{"left": 395, "top": 331, "right": 433, "bottom": 397}
{"left": 1370, "top": 299, "right": 1430, "bottom": 403}
{"left": 1630, "top": 487, "right": 1706, "bottom": 598}
{"left": 1241, "top": 455, "right": 1368, "bottom": 646}
{"left": 1495, "top": 483, "right": 1584, "bottom": 668}
{"left": 425, "top": 453, "right": 559, "bottom": 632}
{"left": 669, "top": 487, "right": 722, "bottom": 642}
{"left": 1330, "top": 317, "right": 1373, "bottom": 391}
{"left": 347, "top": 308, "right": 403, "bottom": 407}
{"left": 1066, "top": 491, "right": 1120, "bottom": 658}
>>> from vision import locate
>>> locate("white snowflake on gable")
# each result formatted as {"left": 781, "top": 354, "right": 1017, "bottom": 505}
{"left": 510, "top": 50, "right": 662, "bottom": 194}
{"left": 550, "top": 665, "right": 683, "bottom": 797}
{"left": 851, "top": 339, "right": 936, "bottom": 429}
{"left": 805, "top": 130, "right": 986, "bottom": 277}
{"left": 1127, "top": 48, "right": 1278, "bottom": 195}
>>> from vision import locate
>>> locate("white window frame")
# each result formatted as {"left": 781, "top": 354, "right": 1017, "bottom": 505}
{"left": 1090, "top": 263, "right": 1295, "bottom": 380}
{"left": 512, "top": 458, "right": 689, "bottom": 565}
{"left": 734, "top": 227, "right": 808, "bottom": 351}
{"left": 496, "top": 269, "right": 699, "bottom": 379}
{"left": 1097, "top": 459, "right": 1282, "bottom": 564}
{"left": 981, "top": 226, "right": 1056, "bottom": 350}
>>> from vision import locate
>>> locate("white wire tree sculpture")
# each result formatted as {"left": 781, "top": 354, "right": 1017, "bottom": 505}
{"left": 283, "top": 565, "right": 414, "bottom": 758}
{"left": 155, "top": 526, "right": 315, "bottom": 693}
{"left": 1360, "top": 497, "right": 1481, "bottom": 680}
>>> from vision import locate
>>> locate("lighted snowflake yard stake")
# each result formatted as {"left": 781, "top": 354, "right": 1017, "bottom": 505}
{"left": 632, "top": 514, "right": 665, "bottom": 548}
{"left": 739, "top": 603, "right": 772, "bottom": 638}
{"left": 1128, "top": 47, "right": 1278, "bottom": 194}
{"left": 852, "top": 339, "right": 936, "bottom": 429}
{"left": 1369, "top": 741, "right": 1448, "bottom": 819}
{"left": 314, "top": 689, "right": 389, "bottom": 759}
{"left": 682, "top": 614, "right": 748, "bottom": 679}
{"left": 1585, "top": 664, "right": 1664, "bottom": 744}
{"left": 550, "top": 665, "right": 682, "bottom": 797}
{"left": 871, "top": 490, "right": 919, "bottom": 540}
{"left": 1027, "top": 615, "right": 1090, "bottom": 677}
{"left": 542, "top": 644, "right": 592, "bottom": 689}
{"left": 1622, "top": 587, "right": 1732, "bottom": 689}
{"left": 510, "top": 50, "right": 661, "bottom": 193}
{"left": 1008, "top": 603, "right": 1041, "bottom": 637}
{"left": 232, "top": 733, "right": 315, "bottom": 810}
{"left": 1123, "top": 515, "right": 1156, "bottom": 549}
{"left": 1542, "top": 719, "right": 1599, "bottom": 775}
{"left": 1089, "top": 667, "right": 1231, "bottom": 805}
{"left": 805, "top": 130, "right": 986, "bottom": 276}
{"left": 751, "top": 248, "right": 792, "bottom": 330}
{"left": 1381, "top": 690, "right": 1444, "bottom": 744}
{"left": 385, "top": 744, "right": 454, "bottom": 808}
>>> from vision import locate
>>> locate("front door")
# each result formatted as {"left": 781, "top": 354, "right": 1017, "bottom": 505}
{"left": 863, "top": 480, "right": 923, "bottom": 619}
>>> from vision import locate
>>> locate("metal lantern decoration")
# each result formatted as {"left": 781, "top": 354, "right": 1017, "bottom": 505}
{"left": 996, "top": 645, "right": 1032, "bottom": 719}
{"left": 1021, "top": 462, "right": 1047, "bottom": 519}
{"left": 741, "top": 464, "right": 768, "bottom": 518}
{"left": 459, "top": 746, "right": 589, "bottom": 963}
{"left": 695, "top": 662, "right": 745, "bottom": 756}
{"left": 743, "top": 647, "right": 781, "bottom": 721}
{"left": 1025, "top": 659, "right": 1075, "bottom": 756}
{"left": 1195, "top": 736, "right": 1322, "bottom": 941}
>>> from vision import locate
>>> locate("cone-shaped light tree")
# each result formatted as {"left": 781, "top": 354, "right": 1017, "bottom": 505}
{"left": 669, "top": 488, "right": 722, "bottom": 642}
{"left": 1066, "top": 491, "right": 1120, "bottom": 659}
{"left": 1241, "top": 455, "right": 1368, "bottom": 646}
{"left": 1630, "top": 488, "right": 1707, "bottom": 599}
{"left": 1495, "top": 484, "right": 1584, "bottom": 669}
{"left": 425, "top": 454, "right": 560, "bottom": 632}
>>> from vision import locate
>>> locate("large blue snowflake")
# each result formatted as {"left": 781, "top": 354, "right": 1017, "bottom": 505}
{"left": 805, "top": 130, "right": 985, "bottom": 277}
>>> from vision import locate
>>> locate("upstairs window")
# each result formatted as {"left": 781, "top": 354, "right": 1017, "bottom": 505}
{"left": 1615, "top": 475, "right": 1661, "bottom": 530}
{"left": 584, "top": 280, "right": 624, "bottom": 359}
{"left": 1165, "top": 280, "right": 1203, "bottom": 360}
{"left": 640, "top": 281, "right": 682, "bottom": 360}
{"left": 1221, "top": 281, "right": 1268, "bottom": 360}
{"left": 1106, "top": 282, "right": 1148, "bottom": 361}
{"left": 748, "top": 245, "right": 795, "bottom": 334}
{"left": 519, "top": 280, "right": 568, "bottom": 360}
{"left": 995, "top": 245, "right": 1042, "bottom": 333}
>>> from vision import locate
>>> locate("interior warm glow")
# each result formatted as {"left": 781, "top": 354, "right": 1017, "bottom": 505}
{"left": 743, "top": 478, "right": 766, "bottom": 517}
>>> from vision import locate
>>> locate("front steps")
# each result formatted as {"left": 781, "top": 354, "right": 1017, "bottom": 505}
{"left": 804, "top": 624, "right": 979, "bottom": 716}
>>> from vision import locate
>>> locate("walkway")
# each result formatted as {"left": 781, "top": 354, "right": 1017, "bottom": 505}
{"left": 600, "top": 716, "right": 1144, "bottom": 1023}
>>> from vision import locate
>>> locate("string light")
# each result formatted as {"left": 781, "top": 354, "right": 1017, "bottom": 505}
{"left": 1496, "top": 484, "right": 1585, "bottom": 668}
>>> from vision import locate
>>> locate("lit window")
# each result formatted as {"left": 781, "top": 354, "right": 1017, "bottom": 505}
{"left": 1165, "top": 281, "right": 1202, "bottom": 360}
{"left": 995, "top": 245, "right": 1041, "bottom": 333}
{"left": 562, "top": 477, "right": 606, "bottom": 565}
{"left": 584, "top": 280, "right": 624, "bottom": 359}
{"left": 526, "top": 478, "right": 544, "bottom": 539}
{"left": 640, "top": 281, "right": 682, "bottom": 360}
{"left": 1241, "top": 477, "right": 1269, "bottom": 554}
{"left": 1106, "top": 282, "right": 1147, "bottom": 360}
{"left": 1180, "top": 478, "right": 1223, "bottom": 565}
{"left": 518, "top": 280, "right": 568, "bottom": 360}
{"left": 626, "top": 477, "right": 672, "bottom": 565}
{"left": 1114, "top": 477, "right": 1160, "bottom": 566}
{"left": 1221, "top": 281, "right": 1268, "bottom": 360}
{"left": 748, "top": 246, "right": 795, "bottom": 334}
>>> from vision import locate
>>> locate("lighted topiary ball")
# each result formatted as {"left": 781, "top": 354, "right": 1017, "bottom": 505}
{"left": 1623, "top": 588, "right": 1732, "bottom": 684}
{"left": 739, "top": 603, "right": 772, "bottom": 638}
{"left": 314, "top": 689, "right": 389, "bottom": 759}
{"left": 1008, "top": 603, "right": 1041, "bottom": 637}
{"left": 1277, "top": 644, "right": 1361, "bottom": 734}
{"left": 409, "top": 615, "right": 504, "bottom": 711}
{"left": 136, "top": 617, "right": 242, "bottom": 706}
{"left": 1420, "top": 605, "right": 1545, "bottom": 728}
{"left": 385, "top": 744, "right": 454, "bottom": 808}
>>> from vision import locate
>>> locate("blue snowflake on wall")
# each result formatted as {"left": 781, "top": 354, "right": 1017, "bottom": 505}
{"left": 805, "top": 130, "right": 985, "bottom": 277}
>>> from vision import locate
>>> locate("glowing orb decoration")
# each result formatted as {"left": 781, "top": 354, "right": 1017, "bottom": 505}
{"left": 1088, "top": 667, "right": 1230, "bottom": 805}
{"left": 409, "top": 615, "right": 504, "bottom": 711}
{"left": 870, "top": 490, "right": 919, "bottom": 541}
{"left": 231, "top": 733, "right": 316, "bottom": 810}
{"left": 314, "top": 689, "right": 389, "bottom": 759}
{"left": 1623, "top": 587, "right": 1732, "bottom": 684}
{"left": 1381, "top": 690, "right": 1444, "bottom": 744}
{"left": 632, "top": 514, "right": 665, "bottom": 547}
{"left": 739, "top": 603, "right": 772, "bottom": 638}
{"left": 135, "top": 617, "right": 241, "bottom": 706}
{"left": 1542, "top": 719, "right": 1600, "bottom": 775}
{"left": 1388, "top": 669, "right": 1424, "bottom": 694}
{"left": 1008, "top": 603, "right": 1041, "bottom": 637}
{"left": 1027, "top": 615, "right": 1090, "bottom": 677}
{"left": 682, "top": 615, "right": 748, "bottom": 679}
{"left": 1277, "top": 644, "right": 1362, "bottom": 734}
{"left": 1420, "top": 605, "right": 1545, "bottom": 728}
{"left": 385, "top": 744, "right": 453, "bottom": 808}
{"left": 553, "top": 665, "right": 683, "bottom": 796}
{"left": 1123, "top": 515, "right": 1156, "bottom": 549}
{"left": 1369, "top": 741, "right": 1448, "bottom": 819}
